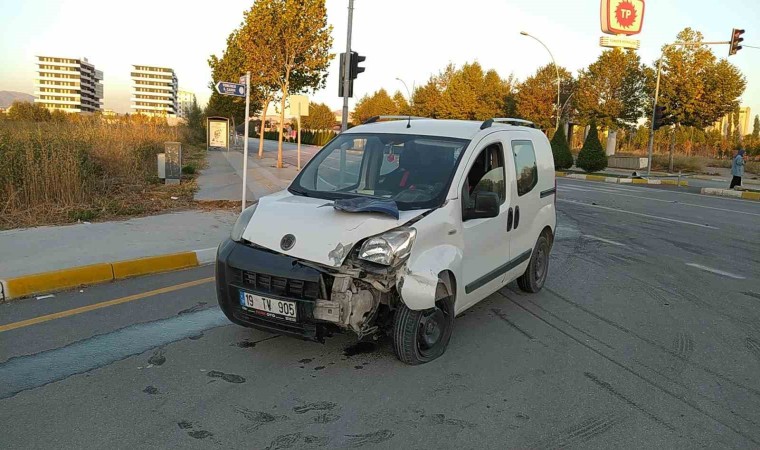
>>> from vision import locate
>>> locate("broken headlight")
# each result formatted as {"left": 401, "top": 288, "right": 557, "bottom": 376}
{"left": 231, "top": 203, "right": 257, "bottom": 242}
{"left": 358, "top": 227, "right": 417, "bottom": 266}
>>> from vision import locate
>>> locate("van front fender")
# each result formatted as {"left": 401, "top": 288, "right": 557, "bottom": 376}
{"left": 397, "top": 244, "right": 462, "bottom": 311}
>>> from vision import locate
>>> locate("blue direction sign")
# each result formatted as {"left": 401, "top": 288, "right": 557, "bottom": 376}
{"left": 215, "top": 81, "right": 246, "bottom": 97}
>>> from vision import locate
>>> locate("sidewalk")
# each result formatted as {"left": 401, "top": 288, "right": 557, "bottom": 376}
{"left": 0, "top": 211, "right": 236, "bottom": 280}
{"left": 195, "top": 139, "right": 318, "bottom": 202}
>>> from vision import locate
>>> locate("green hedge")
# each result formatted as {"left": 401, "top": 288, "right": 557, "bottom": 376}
{"left": 260, "top": 130, "right": 337, "bottom": 146}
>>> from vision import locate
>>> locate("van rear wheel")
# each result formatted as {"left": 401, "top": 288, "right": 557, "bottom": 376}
{"left": 517, "top": 234, "right": 551, "bottom": 293}
{"left": 393, "top": 294, "right": 454, "bottom": 365}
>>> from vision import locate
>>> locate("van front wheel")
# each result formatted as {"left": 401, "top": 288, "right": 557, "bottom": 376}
{"left": 393, "top": 295, "right": 454, "bottom": 365}
{"left": 517, "top": 234, "right": 551, "bottom": 293}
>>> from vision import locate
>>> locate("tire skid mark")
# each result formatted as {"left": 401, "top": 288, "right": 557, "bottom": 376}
{"left": 498, "top": 291, "right": 614, "bottom": 350}
{"left": 544, "top": 287, "right": 760, "bottom": 398}
{"left": 343, "top": 429, "right": 394, "bottom": 448}
{"left": 490, "top": 308, "right": 535, "bottom": 341}
{"left": 584, "top": 372, "right": 677, "bottom": 431}
{"left": 634, "top": 359, "right": 760, "bottom": 429}
{"left": 673, "top": 332, "right": 695, "bottom": 360}
{"left": 746, "top": 338, "right": 760, "bottom": 361}
{"left": 506, "top": 296, "right": 760, "bottom": 447}
{"left": 543, "top": 414, "right": 623, "bottom": 448}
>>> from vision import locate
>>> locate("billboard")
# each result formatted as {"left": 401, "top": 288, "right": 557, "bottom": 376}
{"left": 207, "top": 117, "right": 230, "bottom": 150}
{"left": 601, "top": 0, "right": 645, "bottom": 36}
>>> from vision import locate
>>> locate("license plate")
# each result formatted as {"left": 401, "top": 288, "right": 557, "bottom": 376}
{"left": 239, "top": 291, "right": 297, "bottom": 322}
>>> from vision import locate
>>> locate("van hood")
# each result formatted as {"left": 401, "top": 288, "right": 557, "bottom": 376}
{"left": 241, "top": 192, "right": 426, "bottom": 267}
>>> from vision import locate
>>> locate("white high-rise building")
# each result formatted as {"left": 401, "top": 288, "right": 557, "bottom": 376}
{"left": 177, "top": 90, "right": 196, "bottom": 120}
{"left": 131, "top": 65, "right": 178, "bottom": 116}
{"left": 34, "top": 56, "right": 103, "bottom": 113}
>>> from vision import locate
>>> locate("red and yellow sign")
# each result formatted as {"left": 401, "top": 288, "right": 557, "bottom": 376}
{"left": 601, "top": 0, "right": 645, "bottom": 36}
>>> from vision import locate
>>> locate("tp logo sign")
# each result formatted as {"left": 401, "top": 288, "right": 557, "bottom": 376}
{"left": 601, "top": 0, "right": 645, "bottom": 36}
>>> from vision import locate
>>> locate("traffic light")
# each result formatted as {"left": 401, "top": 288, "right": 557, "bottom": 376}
{"left": 349, "top": 51, "right": 366, "bottom": 79}
{"left": 338, "top": 51, "right": 367, "bottom": 98}
{"left": 653, "top": 105, "right": 667, "bottom": 130}
{"left": 729, "top": 28, "right": 745, "bottom": 56}
{"left": 338, "top": 52, "right": 352, "bottom": 97}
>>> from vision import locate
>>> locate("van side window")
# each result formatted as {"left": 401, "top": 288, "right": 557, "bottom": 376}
{"left": 463, "top": 144, "right": 506, "bottom": 209}
{"left": 511, "top": 140, "right": 538, "bottom": 196}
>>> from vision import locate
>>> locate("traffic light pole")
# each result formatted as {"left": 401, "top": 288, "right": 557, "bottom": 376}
{"left": 341, "top": 0, "right": 354, "bottom": 132}
{"left": 646, "top": 53, "right": 665, "bottom": 178}
{"left": 646, "top": 41, "right": 729, "bottom": 177}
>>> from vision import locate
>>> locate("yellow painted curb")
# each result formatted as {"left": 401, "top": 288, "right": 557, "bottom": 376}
{"left": 742, "top": 191, "right": 760, "bottom": 201}
{"left": 631, "top": 178, "right": 649, "bottom": 184}
{"left": 4, "top": 263, "right": 114, "bottom": 300}
{"left": 112, "top": 252, "right": 199, "bottom": 280}
{"left": 586, "top": 175, "right": 606, "bottom": 182}
{"left": 0, "top": 250, "right": 209, "bottom": 302}
{"left": 660, "top": 180, "right": 689, "bottom": 186}
{"left": 555, "top": 171, "right": 567, "bottom": 177}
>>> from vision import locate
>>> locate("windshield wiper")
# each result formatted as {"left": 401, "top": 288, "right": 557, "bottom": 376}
{"left": 288, "top": 187, "right": 310, "bottom": 197}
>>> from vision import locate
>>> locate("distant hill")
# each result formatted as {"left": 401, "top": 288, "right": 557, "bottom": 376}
{"left": 0, "top": 91, "right": 34, "bottom": 108}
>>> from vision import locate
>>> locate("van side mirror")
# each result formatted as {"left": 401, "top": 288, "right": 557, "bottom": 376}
{"left": 463, "top": 191, "right": 500, "bottom": 221}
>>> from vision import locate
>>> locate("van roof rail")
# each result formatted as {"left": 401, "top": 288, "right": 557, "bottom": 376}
{"left": 363, "top": 115, "right": 430, "bottom": 124}
{"left": 480, "top": 118, "right": 536, "bottom": 130}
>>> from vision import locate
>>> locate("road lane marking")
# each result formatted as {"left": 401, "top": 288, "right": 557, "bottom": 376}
{"left": 685, "top": 264, "right": 746, "bottom": 280}
{"left": 559, "top": 178, "right": 758, "bottom": 204}
{"left": 558, "top": 199, "right": 719, "bottom": 229}
{"left": 584, "top": 235, "right": 628, "bottom": 247}
{"left": 0, "top": 277, "right": 214, "bottom": 333}
{"left": 559, "top": 181, "right": 760, "bottom": 217}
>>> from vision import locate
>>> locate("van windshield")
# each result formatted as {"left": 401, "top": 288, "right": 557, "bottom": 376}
{"left": 290, "top": 133, "right": 470, "bottom": 211}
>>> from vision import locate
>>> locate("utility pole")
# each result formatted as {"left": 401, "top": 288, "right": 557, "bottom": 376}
{"left": 242, "top": 71, "right": 251, "bottom": 212}
{"left": 341, "top": 0, "right": 354, "bottom": 132}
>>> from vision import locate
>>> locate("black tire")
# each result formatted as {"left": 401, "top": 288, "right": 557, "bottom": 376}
{"left": 393, "top": 294, "right": 454, "bottom": 365}
{"left": 517, "top": 233, "right": 551, "bottom": 293}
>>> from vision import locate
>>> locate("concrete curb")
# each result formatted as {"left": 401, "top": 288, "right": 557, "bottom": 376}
{"left": 0, "top": 247, "right": 217, "bottom": 303}
{"left": 700, "top": 188, "right": 760, "bottom": 201}
{"left": 556, "top": 172, "right": 688, "bottom": 186}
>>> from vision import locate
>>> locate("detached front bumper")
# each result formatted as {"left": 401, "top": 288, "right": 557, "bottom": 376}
{"left": 215, "top": 238, "right": 332, "bottom": 342}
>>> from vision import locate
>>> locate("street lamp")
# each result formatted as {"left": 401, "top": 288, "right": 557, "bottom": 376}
{"left": 395, "top": 77, "right": 412, "bottom": 101}
{"left": 520, "top": 31, "right": 561, "bottom": 130}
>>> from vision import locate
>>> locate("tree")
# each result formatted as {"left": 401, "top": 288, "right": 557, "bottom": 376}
{"left": 656, "top": 28, "right": 746, "bottom": 129}
{"left": 411, "top": 79, "right": 443, "bottom": 118}
{"left": 550, "top": 125, "right": 574, "bottom": 170}
{"left": 207, "top": 30, "right": 253, "bottom": 128}
{"left": 7, "top": 101, "right": 52, "bottom": 122}
{"left": 300, "top": 102, "right": 335, "bottom": 130}
{"left": 576, "top": 121, "right": 607, "bottom": 172}
{"left": 575, "top": 48, "right": 650, "bottom": 129}
{"left": 515, "top": 64, "right": 573, "bottom": 130}
{"left": 239, "top": 0, "right": 333, "bottom": 168}
{"left": 393, "top": 91, "right": 411, "bottom": 115}
{"left": 352, "top": 89, "right": 398, "bottom": 124}
{"left": 753, "top": 115, "right": 759, "bottom": 139}
{"left": 186, "top": 96, "right": 205, "bottom": 144}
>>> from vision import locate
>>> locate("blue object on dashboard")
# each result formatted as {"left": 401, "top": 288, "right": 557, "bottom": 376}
{"left": 332, "top": 198, "right": 400, "bottom": 219}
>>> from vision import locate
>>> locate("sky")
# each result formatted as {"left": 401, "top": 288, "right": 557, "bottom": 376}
{"left": 1, "top": 0, "right": 758, "bottom": 121}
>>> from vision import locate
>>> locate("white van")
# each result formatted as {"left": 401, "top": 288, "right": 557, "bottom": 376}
{"left": 216, "top": 117, "right": 556, "bottom": 364}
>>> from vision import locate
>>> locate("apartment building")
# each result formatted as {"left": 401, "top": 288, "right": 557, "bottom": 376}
{"left": 34, "top": 56, "right": 103, "bottom": 113}
{"left": 131, "top": 65, "right": 178, "bottom": 116}
{"left": 177, "top": 90, "right": 196, "bottom": 120}
{"left": 710, "top": 106, "right": 752, "bottom": 137}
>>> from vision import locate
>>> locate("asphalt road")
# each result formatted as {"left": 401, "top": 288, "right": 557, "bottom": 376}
{"left": 1, "top": 179, "right": 759, "bottom": 449}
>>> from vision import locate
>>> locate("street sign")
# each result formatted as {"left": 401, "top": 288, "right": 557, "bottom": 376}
{"left": 215, "top": 81, "right": 246, "bottom": 97}
{"left": 601, "top": 0, "right": 645, "bottom": 36}
{"left": 600, "top": 35, "right": 640, "bottom": 49}
{"left": 288, "top": 95, "right": 309, "bottom": 117}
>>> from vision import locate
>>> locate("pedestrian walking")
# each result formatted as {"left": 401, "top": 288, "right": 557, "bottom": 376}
{"left": 730, "top": 149, "right": 747, "bottom": 189}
